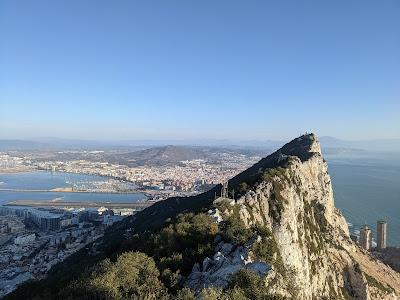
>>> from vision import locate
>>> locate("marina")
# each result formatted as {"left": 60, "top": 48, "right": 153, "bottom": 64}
{"left": 0, "top": 171, "right": 147, "bottom": 206}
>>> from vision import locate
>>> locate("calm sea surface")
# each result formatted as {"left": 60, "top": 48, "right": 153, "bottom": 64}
{"left": 326, "top": 151, "right": 400, "bottom": 246}
{"left": 0, "top": 171, "right": 146, "bottom": 205}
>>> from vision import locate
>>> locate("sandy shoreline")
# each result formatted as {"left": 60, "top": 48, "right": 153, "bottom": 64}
{"left": 50, "top": 187, "right": 74, "bottom": 192}
{"left": 0, "top": 166, "right": 35, "bottom": 174}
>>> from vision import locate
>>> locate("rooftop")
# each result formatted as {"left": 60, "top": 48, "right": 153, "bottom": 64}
{"left": 2, "top": 206, "right": 61, "bottom": 219}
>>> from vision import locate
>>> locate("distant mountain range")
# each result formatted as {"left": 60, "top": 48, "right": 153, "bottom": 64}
{"left": 106, "top": 145, "right": 268, "bottom": 167}
{"left": 0, "top": 136, "right": 399, "bottom": 152}
{"left": 319, "top": 136, "right": 400, "bottom": 152}
{"left": 0, "top": 139, "right": 51, "bottom": 151}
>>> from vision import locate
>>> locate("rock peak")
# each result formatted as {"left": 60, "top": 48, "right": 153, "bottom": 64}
{"left": 279, "top": 132, "right": 321, "bottom": 162}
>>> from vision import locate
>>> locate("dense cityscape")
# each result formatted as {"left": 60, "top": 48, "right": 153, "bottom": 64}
{"left": 0, "top": 149, "right": 262, "bottom": 198}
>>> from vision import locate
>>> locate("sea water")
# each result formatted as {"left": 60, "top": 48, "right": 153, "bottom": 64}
{"left": 326, "top": 151, "right": 400, "bottom": 246}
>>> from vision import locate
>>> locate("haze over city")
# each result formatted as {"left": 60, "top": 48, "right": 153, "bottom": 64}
{"left": 1, "top": 1, "right": 399, "bottom": 141}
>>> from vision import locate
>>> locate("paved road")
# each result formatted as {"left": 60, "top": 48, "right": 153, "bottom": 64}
{"left": 6, "top": 199, "right": 157, "bottom": 209}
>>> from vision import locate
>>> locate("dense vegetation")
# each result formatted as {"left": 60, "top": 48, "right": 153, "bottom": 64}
{"left": 9, "top": 211, "right": 287, "bottom": 299}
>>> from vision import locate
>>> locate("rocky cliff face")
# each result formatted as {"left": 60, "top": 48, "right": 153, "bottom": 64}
{"left": 186, "top": 134, "right": 400, "bottom": 299}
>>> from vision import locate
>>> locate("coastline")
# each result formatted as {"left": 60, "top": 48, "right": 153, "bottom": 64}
{"left": 0, "top": 166, "right": 35, "bottom": 174}
{"left": 0, "top": 168, "right": 197, "bottom": 200}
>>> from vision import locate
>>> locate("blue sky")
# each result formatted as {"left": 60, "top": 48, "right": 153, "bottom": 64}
{"left": 0, "top": 1, "right": 399, "bottom": 141}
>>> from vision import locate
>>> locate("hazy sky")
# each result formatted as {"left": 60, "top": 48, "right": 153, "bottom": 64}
{"left": 0, "top": 1, "right": 399, "bottom": 141}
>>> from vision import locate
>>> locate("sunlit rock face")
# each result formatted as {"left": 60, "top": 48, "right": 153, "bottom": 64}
{"left": 185, "top": 239, "right": 271, "bottom": 290}
{"left": 186, "top": 134, "right": 400, "bottom": 300}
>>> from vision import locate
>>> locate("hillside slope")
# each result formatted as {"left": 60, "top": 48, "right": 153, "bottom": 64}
{"left": 105, "top": 145, "right": 208, "bottom": 167}
{"left": 6, "top": 134, "right": 400, "bottom": 299}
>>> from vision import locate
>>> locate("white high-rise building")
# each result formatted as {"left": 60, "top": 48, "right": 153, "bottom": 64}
{"left": 359, "top": 225, "right": 372, "bottom": 251}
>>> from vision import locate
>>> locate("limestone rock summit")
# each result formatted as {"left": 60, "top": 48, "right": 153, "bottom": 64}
{"left": 186, "top": 133, "right": 400, "bottom": 299}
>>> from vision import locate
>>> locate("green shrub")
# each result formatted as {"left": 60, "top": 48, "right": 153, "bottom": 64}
{"left": 238, "top": 182, "right": 249, "bottom": 193}
{"left": 200, "top": 287, "right": 225, "bottom": 300}
{"left": 365, "top": 273, "right": 394, "bottom": 294}
{"left": 221, "top": 206, "right": 252, "bottom": 245}
{"left": 61, "top": 251, "right": 168, "bottom": 300}
{"left": 229, "top": 269, "right": 287, "bottom": 300}
{"left": 149, "top": 213, "right": 219, "bottom": 275}
{"left": 176, "top": 288, "right": 196, "bottom": 300}
{"left": 262, "top": 168, "right": 290, "bottom": 224}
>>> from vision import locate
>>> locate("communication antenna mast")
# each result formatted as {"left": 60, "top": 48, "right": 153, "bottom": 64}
{"left": 225, "top": 182, "right": 228, "bottom": 198}
{"left": 221, "top": 181, "right": 229, "bottom": 198}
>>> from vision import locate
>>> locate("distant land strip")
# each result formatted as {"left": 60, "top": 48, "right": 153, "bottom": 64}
{"left": 5, "top": 199, "right": 157, "bottom": 209}
{"left": 0, "top": 188, "right": 141, "bottom": 194}
{"left": 0, "top": 166, "right": 35, "bottom": 173}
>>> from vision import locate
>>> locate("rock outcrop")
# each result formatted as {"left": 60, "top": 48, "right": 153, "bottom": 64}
{"left": 186, "top": 134, "right": 400, "bottom": 299}
{"left": 186, "top": 238, "right": 271, "bottom": 290}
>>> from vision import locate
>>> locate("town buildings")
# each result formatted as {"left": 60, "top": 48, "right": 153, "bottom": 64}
{"left": 0, "top": 204, "right": 135, "bottom": 297}
{"left": 0, "top": 206, "right": 61, "bottom": 231}
{"left": 358, "top": 220, "right": 388, "bottom": 251}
